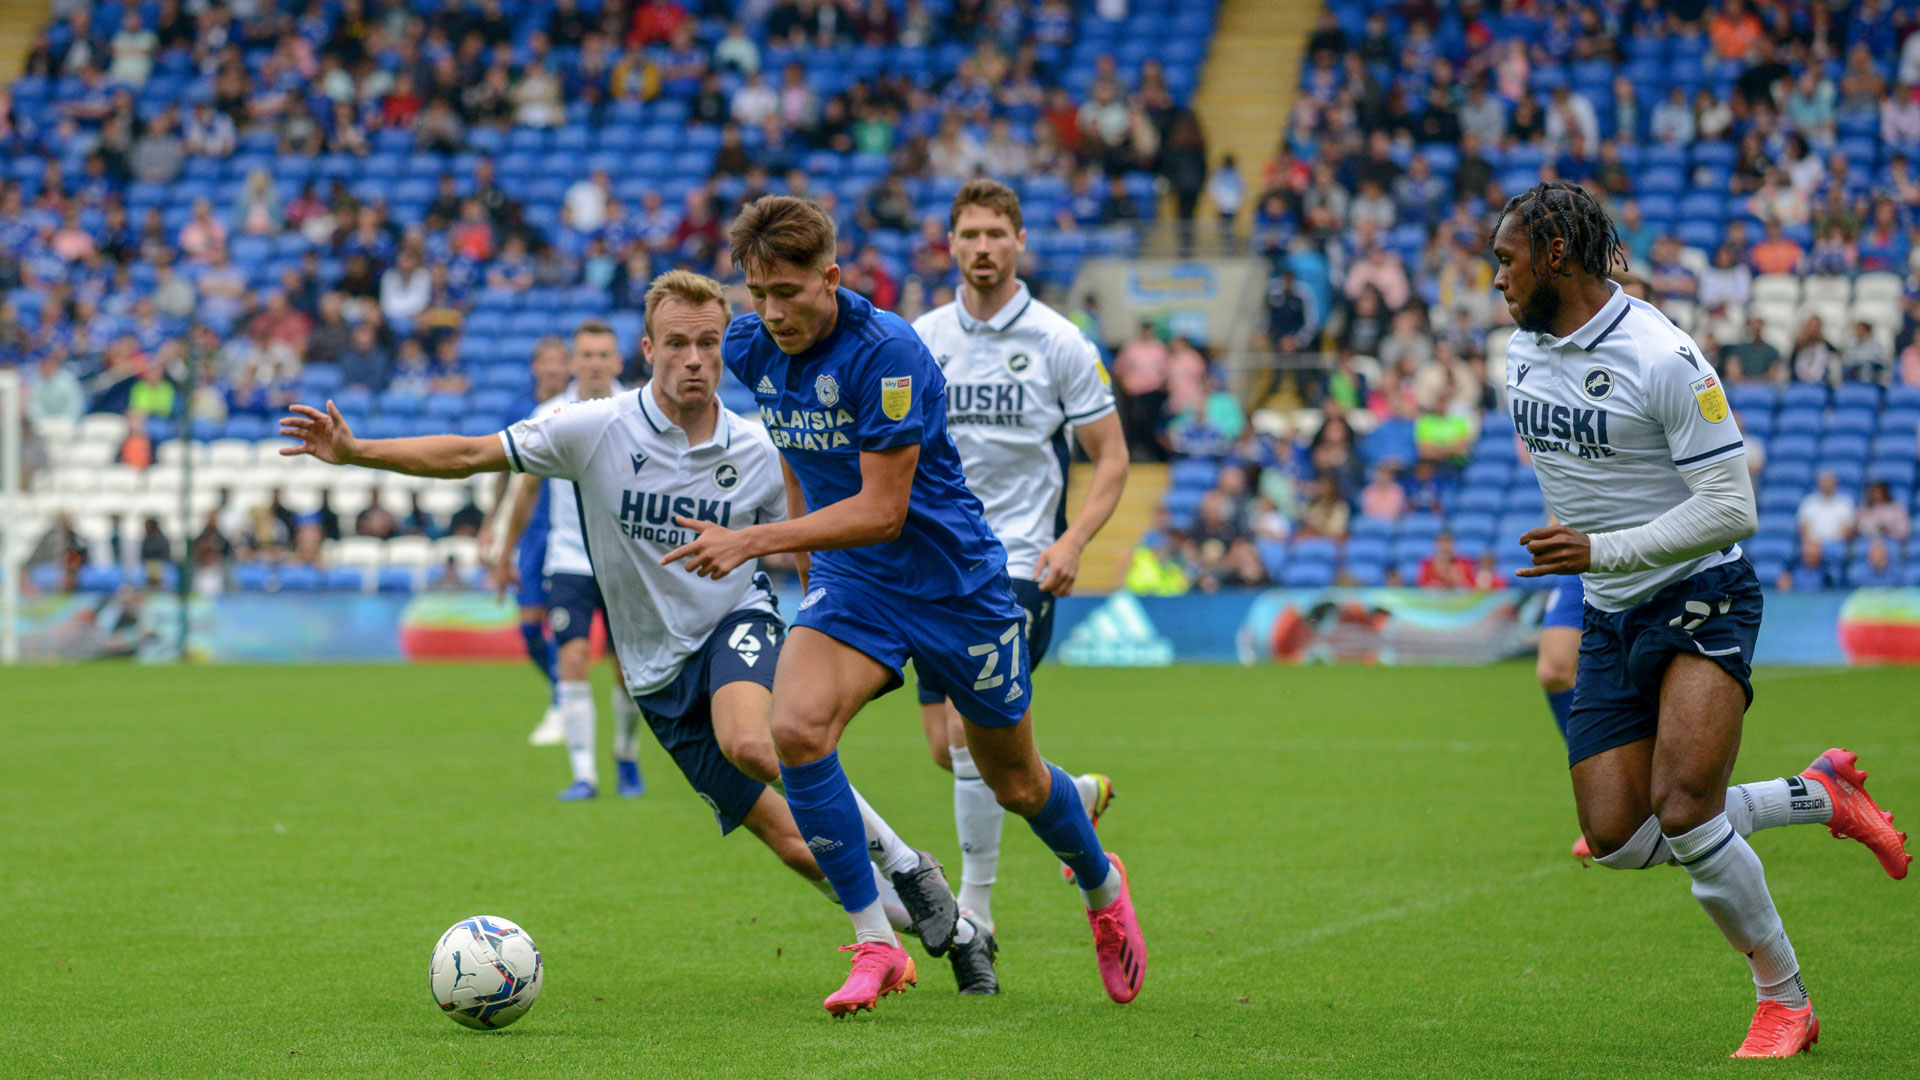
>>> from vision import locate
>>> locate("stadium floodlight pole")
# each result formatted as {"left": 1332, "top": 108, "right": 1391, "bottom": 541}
{"left": 0, "top": 367, "right": 20, "bottom": 665}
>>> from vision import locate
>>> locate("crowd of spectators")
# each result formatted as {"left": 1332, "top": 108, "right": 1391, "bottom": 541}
{"left": 1118, "top": 0, "right": 1920, "bottom": 593}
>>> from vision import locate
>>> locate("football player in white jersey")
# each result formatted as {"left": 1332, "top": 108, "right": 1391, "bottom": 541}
{"left": 279, "top": 271, "right": 989, "bottom": 990}
{"left": 910, "top": 180, "right": 1132, "bottom": 935}
{"left": 1494, "top": 182, "right": 1908, "bottom": 1059}
{"left": 494, "top": 321, "right": 644, "bottom": 801}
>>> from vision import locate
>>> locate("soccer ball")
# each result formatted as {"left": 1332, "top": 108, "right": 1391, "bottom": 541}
{"left": 429, "top": 916, "right": 544, "bottom": 1030}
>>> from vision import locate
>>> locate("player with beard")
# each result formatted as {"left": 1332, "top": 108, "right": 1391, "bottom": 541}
{"left": 909, "top": 180, "right": 1131, "bottom": 945}
{"left": 1495, "top": 181, "right": 1908, "bottom": 1059}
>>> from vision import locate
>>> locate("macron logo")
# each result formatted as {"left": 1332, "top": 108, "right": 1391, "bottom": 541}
{"left": 806, "top": 835, "right": 844, "bottom": 854}
{"left": 630, "top": 452, "right": 647, "bottom": 475}
{"left": 756, "top": 376, "right": 777, "bottom": 395}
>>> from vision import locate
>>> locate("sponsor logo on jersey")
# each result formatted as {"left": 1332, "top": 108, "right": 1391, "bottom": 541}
{"left": 549, "top": 606, "right": 572, "bottom": 633}
{"left": 1510, "top": 396, "right": 1617, "bottom": 459}
{"left": 948, "top": 382, "right": 1029, "bottom": 426}
{"left": 1690, "top": 372, "right": 1728, "bottom": 423}
{"left": 1582, "top": 368, "right": 1614, "bottom": 400}
{"left": 881, "top": 375, "right": 912, "bottom": 420}
{"left": 755, "top": 375, "right": 777, "bottom": 395}
{"left": 1007, "top": 352, "right": 1032, "bottom": 373}
{"left": 1093, "top": 357, "right": 1111, "bottom": 387}
{"left": 713, "top": 461, "right": 740, "bottom": 491}
{"left": 630, "top": 451, "right": 647, "bottom": 475}
{"left": 760, "top": 405, "right": 855, "bottom": 450}
{"left": 617, "top": 489, "right": 734, "bottom": 544}
{"left": 1515, "top": 362, "right": 1531, "bottom": 385}
{"left": 728, "top": 622, "right": 762, "bottom": 666}
{"left": 814, "top": 373, "right": 840, "bottom": 406}
{"left": 935, "top": 353, "right": 952, "bottom": 368}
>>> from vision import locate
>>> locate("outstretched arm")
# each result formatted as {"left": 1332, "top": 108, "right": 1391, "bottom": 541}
{"left": 1036, "top": 411, "right": 1129, "bottom": 596}
{"left": 279, "top": 402, "right": 507, "bottom": 478}
{"left": 662, "top": 446, "right": 917, "bottom": 579}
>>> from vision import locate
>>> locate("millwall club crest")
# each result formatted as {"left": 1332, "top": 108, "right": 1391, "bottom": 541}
{"left": 1007, "top": 352, "right": 1032, "bottom": 374}
{"left": 814, "top": 373, "right": 840, "bottom": 406}
{"left": 1583, "top": 368, "right": 1614, "bottom": 400}
{"left": 713, "top": 461, "right": 740, "bottom": 491}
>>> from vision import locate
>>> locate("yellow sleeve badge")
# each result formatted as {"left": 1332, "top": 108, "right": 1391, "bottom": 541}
{"left": 880, "top": 376, "right": 912, "bottom": 421}
{"left": 1690, "top": 373, "right": 1728, "bottom": 423}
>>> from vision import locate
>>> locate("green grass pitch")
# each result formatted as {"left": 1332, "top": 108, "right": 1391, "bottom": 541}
{"left": 5, "top": 662, "right": 1917, "bottom": 1079}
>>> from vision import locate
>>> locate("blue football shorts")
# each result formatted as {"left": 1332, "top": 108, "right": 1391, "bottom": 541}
{"left": 1566, "top": 557, "right": 1762, "bottom": 767}
{"left": 797, "top": 570, "right": 1033, "bottom": 728}
{"left": 1543, "top": 580, "right": 1586, "bottom": 630}
{"left": 514, "top": 528, "right": 549, "bottom": 610}
{"left": 633, "top": 610, "right": 782, "bottom": 835}
{"left": 917, "top": 576, "right": 1056, "bottom": 706}
{"left": 544, "top": 571, "right": 603, "bottom": 646}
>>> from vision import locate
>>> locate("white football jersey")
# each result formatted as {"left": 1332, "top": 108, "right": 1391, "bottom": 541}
{"left": 530, "top": 380, "right": 621, "bottom": 577}
{"left": 1505, "top": 283, "right": 1746, "bottom": 612}
{"left": 501, "top": 384, "right": 786, "bottom": 696}
{"left": 911, "top": 282, "right": 1115, "bottom": 579}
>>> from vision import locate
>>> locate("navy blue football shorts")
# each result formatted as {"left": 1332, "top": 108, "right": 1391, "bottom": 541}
{"left": 1566, "top": 557, "right": 1762, "bottom": 767}
{"left": 796, "top": 569, "right": 1033, "bottom": 728}
{"left": 633, "top": 610, "right": 783, "bottom": 835}
{"left": 917, "top": 576, "right": 1056, "bottom": 706}
{"left": 544, "top": 571, "right": 603, "bottom": 646}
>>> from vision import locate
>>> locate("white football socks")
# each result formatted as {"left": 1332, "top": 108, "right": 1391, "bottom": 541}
{"left": 1726, "top": 776, "right": 1834, "bottom": 836}
{"left": 849, "top": 897, "right": 898, "bottom": 946}
{"left": 872, "top": 866, "right": 911, "bottom": 932}
{"left": 850, "top": 787, "right": 920, "bottom": 877}
{"left": 611, "top": 688, "right": 641, "bottom": 763}
{"left": 1073, "top": 772, "right": 1101, "bottom": 815}
{"left": 950, "top": 744, "right": 1004, "bottom": 928}
{"left": 1082, "top": 866, "right": 1124, "bottom": 911}
{"left": 1666, "top": 814, "right": 1807, "bottom": 1007}
{"left": 558, "top": 680, "right": 596, "bottom": 785}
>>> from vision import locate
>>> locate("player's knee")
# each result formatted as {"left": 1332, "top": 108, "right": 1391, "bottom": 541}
{"left": 1582, "top": 822, "right": 1641, "bottom": 860}
{"left": 769, "top": 710, "right": 835, "bottom": 767}
{"left": 986, "top": 767, "right": 1049, "bottom": 817}
{"left": 1652, "top": 782, "right": 1723, "bottom": 836}
{"left": 1536, "top": 655, "right": 1576, "bottom": 693}
{"left": 718, "top": 730, "right": 780, "bottom": 785}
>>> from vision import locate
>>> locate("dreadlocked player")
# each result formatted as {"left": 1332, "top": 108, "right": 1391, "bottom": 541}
{"left": 1493, "top": 182, "right": 1910, "bottom": 1059}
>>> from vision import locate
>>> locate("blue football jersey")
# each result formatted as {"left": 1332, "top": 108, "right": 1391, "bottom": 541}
{"left": 724, "top": 288, "right": 1005, "bottom": 601}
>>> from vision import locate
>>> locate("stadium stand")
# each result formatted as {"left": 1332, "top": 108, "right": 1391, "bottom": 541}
{"left": 1144, "top": 0, "right": 1920, "bottom": 594}
{"left": 2, "top": 0, "right": 1220, "bottom": 594}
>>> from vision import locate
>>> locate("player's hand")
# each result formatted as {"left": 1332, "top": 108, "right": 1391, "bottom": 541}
{"left": 1034, "top": 536, "right": 1085, "bottom": 596}
{"left": 279, "top": 401, "right": 357, "bottom": 465}
{"left": 1516, "top": 525, "right": 1591, "bottom": 577}
{"left": 491, "top": 554, "right": 518, "bottom": 604}
{"left": 660, "top": 517, "right": 759, "bottom": 579}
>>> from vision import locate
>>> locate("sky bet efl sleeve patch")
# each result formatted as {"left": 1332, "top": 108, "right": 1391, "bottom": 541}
{"left": 881, "top": 375, "right": 912, "bottom": 421}
{"left": 1690, "top": 372, "right": 1728, "bottom": 423}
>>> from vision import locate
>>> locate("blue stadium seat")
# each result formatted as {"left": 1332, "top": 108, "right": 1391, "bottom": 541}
{"left": 1169, "top": 458, "right": 1219, "bottom": 491}
{"left": 1390, "top": 537, "right": 1435, "bottom": 565}
{"left": 1455, "top": 487, "right": 1506, "bottom": 514}
{"left": 1344, "top": 537, "right": 1391, "bottom": 565}
{"left": 1344, "top": 561, "right": 1387, "bottom": 586}
{"left": 378, "top": 389, "right": 424, "bottom": 416}
{"left": 1350, "top": 517, "right": 1393, "bottom": 541}
{"left": 278, "top": 565, "right": 323, "bottom": 591}
{"left": 326, "top": 566, "right": 368, "bottom": 592}
{"left": 1774, "top": 409, "right": 1823, "bottom": 436}
{"left": 1828, "top": 409, "right": 1877, "bottom": 437}
{"left": 1396, "top": 514, "right": 1442, "bottom": 540}
{"left": 1833, "top": 383, "right": 1881, "bottom": 411}
{"left": 77, "top": 564, "right": 124, "bottom": 592}
{"left": 1747, "top": 536, "right": 1796, "bottom": 564}
{"left": 1280, "top": 562, "right": 1336, "bottom": 588}
{"left": 233, "top": 563, "right": 274, "bottom": 591}
{"left": 1254, "top": 539, "right": 1288, "bottom": 581}
{"left": 377, "top": 567, "right": 418, "bottom": 593}
{"left": 1764, "top": 460, "right": 1815, "bottom": 488}
{"left": 1820, "top": 434, "right": 1871, "bottom": 461}
{"left": 1781, "top": 383, "right": 1828, "bottom": 410}
{"left": 1758, "top": 485, "right": 1808, "bottom": 513}
{"left": 1291, "top": 537, "right": 1339, "bottom": 566}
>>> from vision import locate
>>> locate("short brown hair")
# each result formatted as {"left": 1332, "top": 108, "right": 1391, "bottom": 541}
{"left": 729, "top": 195, "right": 837, "bottom": 274}
{"left": 949, "top": 178, "right": 1023, "bottom": 232}
{"left": 643, "top": 269, "right": 731, "bottom": 335}
{"left": 573, "top": 318, "right": 617, "bottom": 341}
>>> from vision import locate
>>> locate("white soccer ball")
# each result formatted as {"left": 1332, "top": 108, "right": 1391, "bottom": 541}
{"left": 428, "top": 916, "right": 544, "bottom": 1030}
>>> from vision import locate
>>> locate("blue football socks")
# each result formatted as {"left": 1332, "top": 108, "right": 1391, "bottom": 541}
{"left": 779, "top": 751, "right": 878, "bottom": 913}
{"left": 520, "top": 620, "right": 558, "bottom": 690}
{"left": 1025, "top": 763, "right": 1110, "bottom": 891}
{"left": 1546, "top": 688, "right": 1574, "bottom": 742}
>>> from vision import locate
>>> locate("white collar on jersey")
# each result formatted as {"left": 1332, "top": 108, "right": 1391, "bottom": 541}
{"left": 1536, "top": 281, "right": 1631, "bottom": 353}
{"left": 956, "top": 279, "right": 1034, "bottom": 334}
{"left": 638, "top": 379, "right": 733, "bottom": 450}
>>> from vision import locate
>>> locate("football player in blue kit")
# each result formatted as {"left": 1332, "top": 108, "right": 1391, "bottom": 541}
{"left": 661, "top": 196, "right": 1148, "bottom": 1016}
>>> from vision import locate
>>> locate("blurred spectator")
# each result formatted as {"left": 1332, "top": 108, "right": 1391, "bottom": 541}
{"left": 130, "top": 109, "right": 185, "bottom": 185}
{"left": 1183, "top": 491, "right": 1263, "bottom": 591}
{"left": 231, "top": 170, "right": 281, "bottom": 236}
{"left": 1790, "top": 316, "right": 1836, "bottom": 384}
{"left": 380, "top": 250, "right": 432, "bottom": 324}
{"left": 1359, "top": 463, "right": 1406, "bottom": 522}
{"left": 1651, "top": 87, "right": 1695, "bottom": 145}
{"left": 1698, "top": 245, "right": 1752, "bottom": 311}
{"left": 1779, "top": 535, "right": 1836, "bottom": 591}
{"left": 1721, "top": 317, "right": 1785, "bottom": 384}
{"left": 1842, "top": 322, "right": 1892, "bottom": 386}
{"left": 356, "top": 490, "right": 400, "bottom": 540}
{"left": 178, "top": 199, "right": 228, "bottom": 263}
{"left": 1750, "top": 221, "right": 1806, "bottom": 275}
{"left": 1124, "top": 511, "right": 1192, "bottom": 596}
{"left": 1296, "top": 476, "right": 1350, "bottom": 540}
{"left": 449, "top": 495, "right": 486, "bottom": 536}
{"left": 1417, "top": 532, "right": 1475, "bottom": 588}
{"left": 338, "top": 322, "right": 391, "bottom": 392}
{"left": 1856, "top": 482, "right": 1911, "bottom": 542}
{"left": 1344, "top": 244, "right": 1410, "bottom": 313}
{"left": 1112, "top": 321, "right": 1171, "bottom": 459}
{"left": 1798, "top": 470, "right": 1856, "bottom": 544}
{"left": 1851, "top": 537, "right": 1901, "bottom": 587}
{"left": 25, "top": 350, "right": 84, "bottom": 423}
